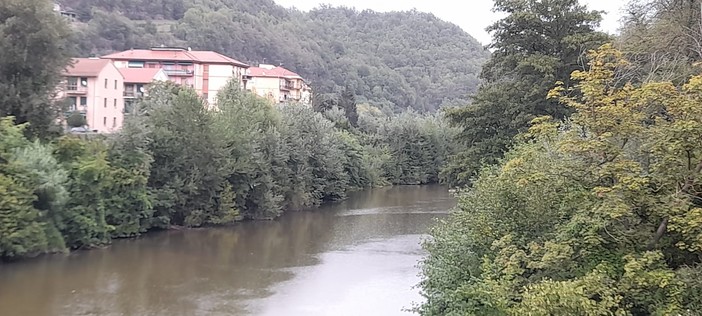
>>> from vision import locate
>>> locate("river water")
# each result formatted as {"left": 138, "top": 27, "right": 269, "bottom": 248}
{"left": 0, "top": 185, "right": 455, "bottom": 316}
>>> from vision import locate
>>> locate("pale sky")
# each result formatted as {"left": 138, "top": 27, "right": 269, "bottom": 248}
{"left": 273, "top": 0, "right": 627, "bottom": 45}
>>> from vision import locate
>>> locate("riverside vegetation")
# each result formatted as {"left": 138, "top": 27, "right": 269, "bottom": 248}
{"left": 5, "top": 0, "right": 702, "bottom": 313}
{"left": 0, "top": 0, "right": 457, "bottom": 260}
{"left": 419, "top": 0, "right": 702, "bottom": 314}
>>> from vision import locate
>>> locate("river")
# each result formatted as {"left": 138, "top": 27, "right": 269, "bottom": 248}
{"left": 0, "top": 185, "right": 455, "bottom": 316}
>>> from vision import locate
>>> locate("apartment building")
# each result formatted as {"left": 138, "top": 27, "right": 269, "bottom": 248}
{"left": 246, "top": 64, "right": 311, "bottom": 105}
{"left": 103, "top": 47, "right": 249, "bottom": 105}
{"left": 59, "top": 58, "right": 125, "bottom": 133}
{"left": 118, "top": 68, "right": 168, "bottom": 113}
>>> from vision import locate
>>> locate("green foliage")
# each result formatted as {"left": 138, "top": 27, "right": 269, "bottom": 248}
{"left": 374, "top": 111, "right": 458, "bottom": 185}
{"left": 419, "top": 45, "right": 702, "bottom": 315}
{"left": 66, "top": 111, "right": 87, "bottom": 128}
{"left": 1, "top": 79, "right": 454, "bottom": 260}
{"left": 140, "top": 81, "right": 228, "bottom": 227}
{"left": 280, "top": 104, "right": 350, "bottom": 206}
{"left": 212, "top": 80, "right": 286, "bottom": 219}
{"left": 12, "top": 141, "right": 69, "bottom": 252}
{"left": 104, "top": 110, "right": 153, "bottom": 237}
{"left": 0, "top": 0, "right": 74, "bottom": 138}
{"left": 61, "top": 0, "right": 488, "bottom": 112}
{"left": 54, "top": 137, "right": 113, "bottom": 248}
{"left": 0, "top": 0, "right": 460, "bottom": 261}
{"left": 618, "top": 0, "right": 702, "bottom": 84}
{"left": 0, "top": 118, "right": 50, "bottom": 259}
{"left": 442, "top": 0, "right": 609, "bottom": 187}
{"left": 0, "top": 172, "right": 47, "bottom": 259}
{"left": 340, "top": 87, "right": 358, "bottom": 128}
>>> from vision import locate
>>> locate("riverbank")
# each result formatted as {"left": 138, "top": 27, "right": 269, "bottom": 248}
{"left": 0, "top": 185, "right": 455, "bottom": 316}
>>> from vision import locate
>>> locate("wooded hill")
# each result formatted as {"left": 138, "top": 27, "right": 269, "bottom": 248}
{"left": 59, "top": 0, "right": 489, "bottom": 111}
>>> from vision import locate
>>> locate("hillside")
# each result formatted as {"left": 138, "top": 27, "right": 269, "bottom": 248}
{"left": 59, "top": 0, "right": 489, "bottom": 111}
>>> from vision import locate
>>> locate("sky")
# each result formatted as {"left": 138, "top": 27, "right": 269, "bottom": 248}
{"left": 273, "top": 0, "right": 627, "bottom": 45}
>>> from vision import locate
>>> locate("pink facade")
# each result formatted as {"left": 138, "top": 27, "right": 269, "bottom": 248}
{"left": 60, "top": 58, "right": 125, "bottom": 133}
{"left": 102, "top": 47, "right": 250, "bottom": 105}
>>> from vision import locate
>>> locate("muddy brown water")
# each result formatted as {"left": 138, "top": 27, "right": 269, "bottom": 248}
{"left": 0, "top": 185, "right": 455, "bottom": 316}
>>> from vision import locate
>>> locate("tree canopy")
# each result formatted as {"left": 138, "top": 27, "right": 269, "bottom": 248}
{"left": 60, "top": 0, "right": 489, "bottom": 112}
{"left": 0, "top": 0, "right": 73, "bottom": 138}
{"left": 441, "top": 0, "right": 609, "bottom": 187}
{"left": 419, "top": 43, "right": 702, "bottom": 316}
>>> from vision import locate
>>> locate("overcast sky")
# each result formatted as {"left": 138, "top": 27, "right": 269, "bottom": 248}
{"left": 273, "top": 0, "right": 627, "bottom": 45}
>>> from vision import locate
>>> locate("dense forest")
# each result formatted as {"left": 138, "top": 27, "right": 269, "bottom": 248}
{"left": 56, "top": 0, "right": 489, "bottom": 112}
{"left": 0, "top": 0, "right": 458, "bottom": 260}
{"left": 421, "top": 0, "right": 702, "bottom": 314}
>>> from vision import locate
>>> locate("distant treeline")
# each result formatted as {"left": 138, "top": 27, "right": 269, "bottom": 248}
{"left": 58, "top": 0, "right": 489, "bottom": 112}
{"left": 0, "top": 79, "right": 456, "bottom": 260}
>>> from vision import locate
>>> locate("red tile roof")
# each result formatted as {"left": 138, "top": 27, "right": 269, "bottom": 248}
{"left": 247, "top": 66, "right": 302, "bottom": 79}
{"left": 64, "top": 58, "right": 111, "bottom": 77}
{"left": 187, "top": 51, "right": 248, "bottom": 67}
{"left": 102, "top": 49, "right": 249, "bottom": 67}
{"left": 118, "top": 68, "right": 165, "bottom": 84}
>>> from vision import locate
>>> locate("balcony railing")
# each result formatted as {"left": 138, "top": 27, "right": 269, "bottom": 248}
{"left": 163, "top": 68, "right": 194, "bottom": 76}
{"left": 123, "top": 90, "right": 142, "bottom": 98}
{"left": 66, "top": 84, "right": 88, "bottom": 94}
{"left": 280, "top": 83, "right": 296, "bottom": 90}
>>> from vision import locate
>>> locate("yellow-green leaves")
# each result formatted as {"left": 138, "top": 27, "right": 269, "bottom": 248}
{"left": 422, "top": 43, "right": 702, "bottom": 315}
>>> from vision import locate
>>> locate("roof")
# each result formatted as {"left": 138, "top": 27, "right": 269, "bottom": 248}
{"left": 64, "top": 58, "right": 111, "bottom": 77}
{"left": 102, "top": 49, "right": 249, "bottom": 67}
{"left": 247, "top": 66, "right": 303, "bottom": 79}
{"left": 118, "top": 68, "right": 165, "bottom": 83}
{"left": 187, "top": 51, "right": 248, "bottom": 67}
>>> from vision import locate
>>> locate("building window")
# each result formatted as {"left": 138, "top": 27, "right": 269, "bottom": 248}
{"left": 80, "top": 77, "right": 88, "bottom": 87}
{"left": 80, "top": 97, "right": 87, "bottom": 106}
{"left": 112, "top": 117, "right": 116, "bottom": 127}
{"left": 114, "top": 80, "right": 117, "bottom": 89}
{"left": 68, "top": 97, "right": 77, "bottom": 111}
{"left": 103, "top": 117, "right": 107, "bottom": 126}
{"left": 67, "top": 77, "right": 78, "bottom": 90}
{"left": 104, "top": 98, "right": 107, "bottom": 108}
{"left": 104, "top": 79, "right": 108, "bottom": 88}
{"left": 114, "top": 99, "right": 117, "bottom": 108}
{"left": 128, "top": 61, "right": 145, "bottom": 68}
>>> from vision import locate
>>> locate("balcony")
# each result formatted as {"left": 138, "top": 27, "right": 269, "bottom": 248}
{"left": 65, "top": 85, "right": 88, "bottom": 95}
{"left": 280, "top": 83, "right": 296, "bottom": 91}
{"left": 163, "top": 68, "right": 194, "bottom": 76}
{"left": 123, "top": 90, "right": 142, "bottom": 98}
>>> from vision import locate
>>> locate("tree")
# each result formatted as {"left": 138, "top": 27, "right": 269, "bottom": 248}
{"left": 0, "top": 0, "right": 74, "bottom": 138}
{"left": 379, "top": 111, "right": 457, "bottom": 185}
{"left": 212, "top": 80, "right": 286, "bottom": 220}
{"left": 340, "top": 86, "right": 359, "bottom": 128}
{"left": 0, "top": 118, "right": 50, "bottom": 259}
{"left": 139, "top": 82, "right": 229, "bottom": 227}
{"left": 441, "top": 0, "right": 609, "bottom": 187}
{"left": 617, "top": 0, "right": 702, "bottom": 84}
{"left": 66, "top": 112, "right": 87, "bottom": 128}
{"left": 53, "top": 137, "right": 113, "bottom": 248}
{"left": 419, "top": 44, "right": 702, "bottom": 315}
{"left": 105, "top": 107, "right": 154, "bottom": 237}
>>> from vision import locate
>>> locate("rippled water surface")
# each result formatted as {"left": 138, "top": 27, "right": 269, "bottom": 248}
{"left": 0, "top": 185, "right": 455, "bottom": 316}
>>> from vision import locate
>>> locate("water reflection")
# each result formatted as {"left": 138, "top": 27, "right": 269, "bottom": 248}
{"left": 0, "top": 185, "right": 455, "bottom": 316}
